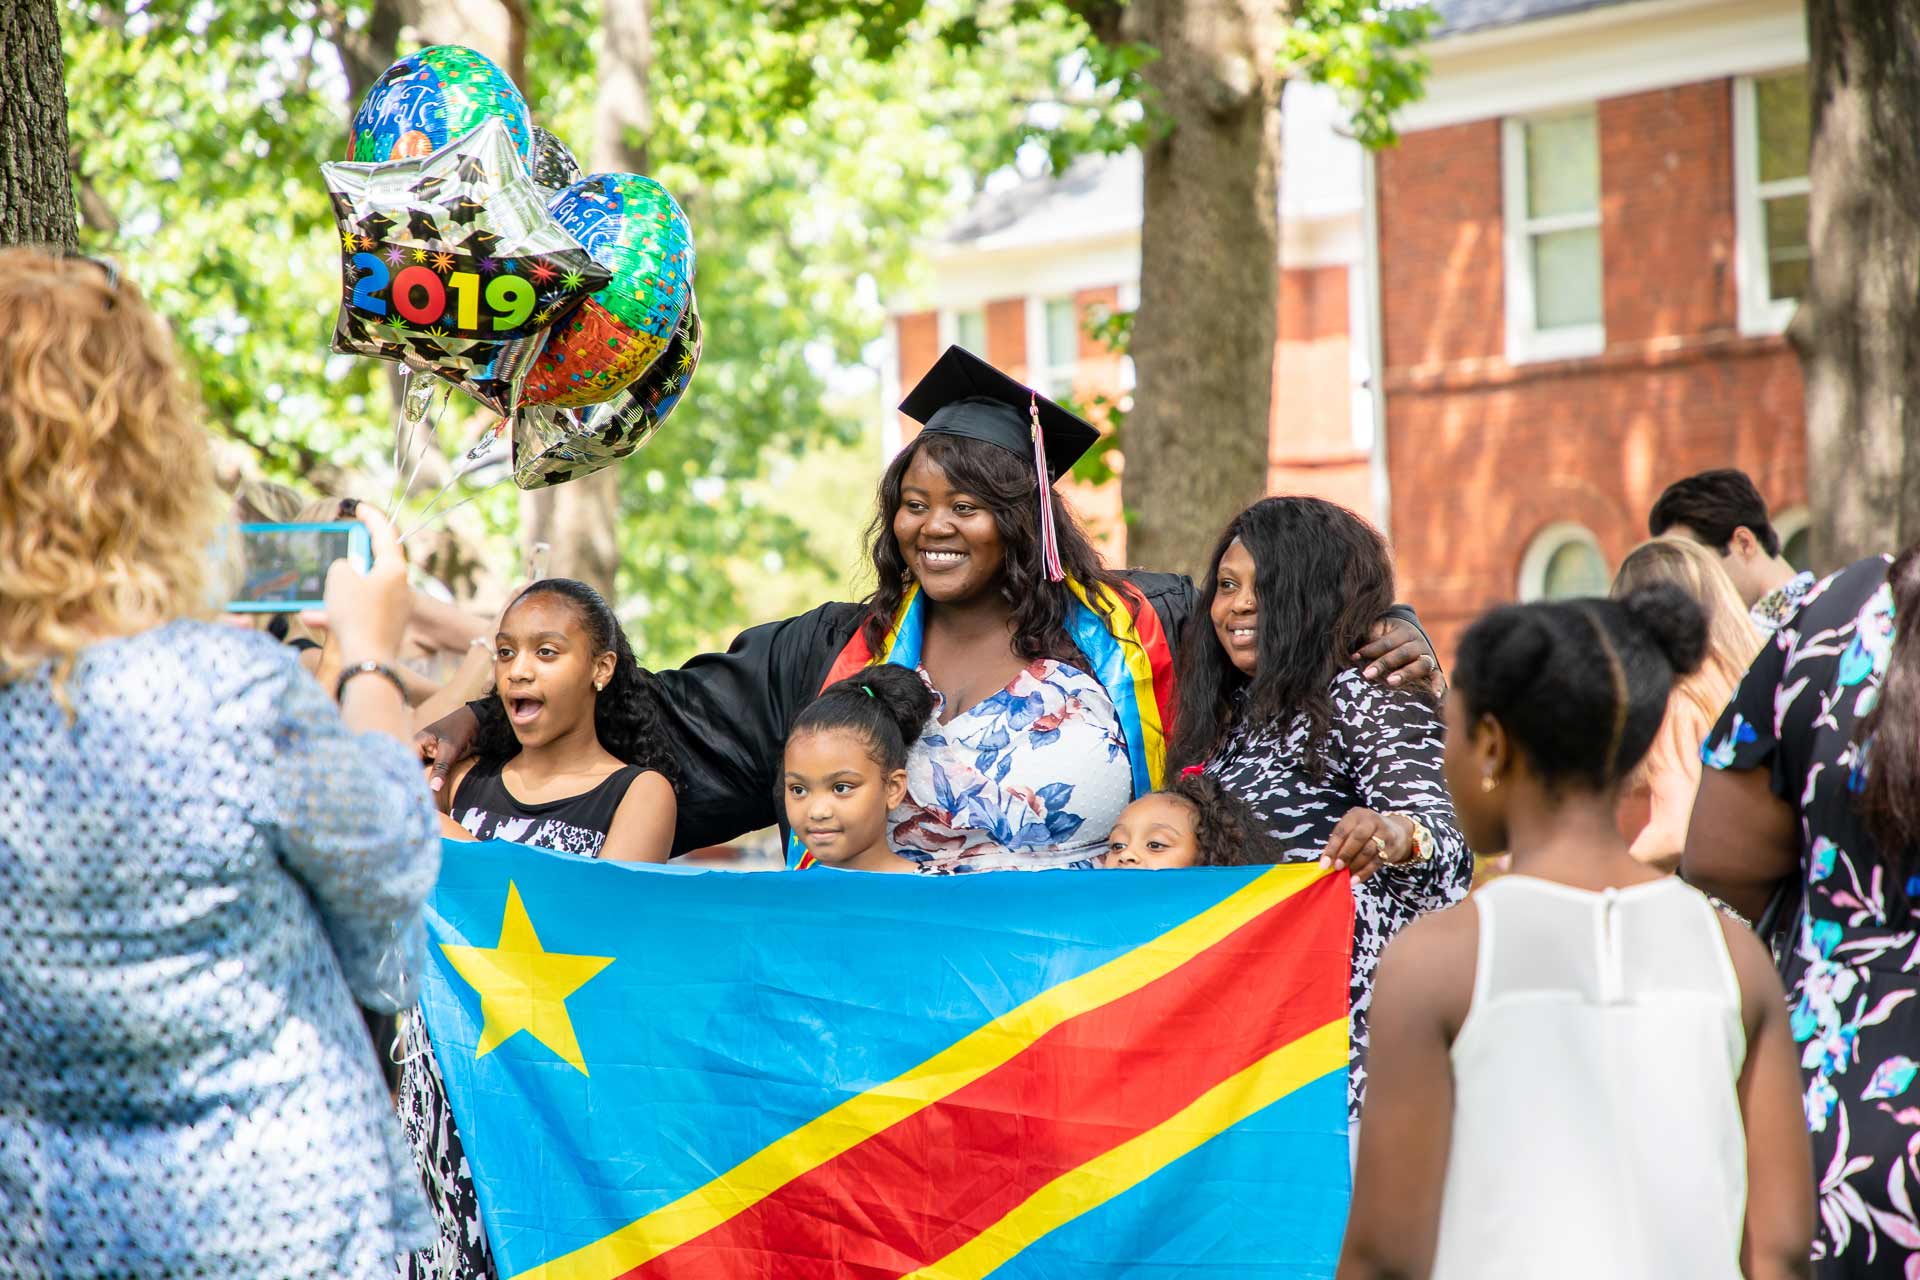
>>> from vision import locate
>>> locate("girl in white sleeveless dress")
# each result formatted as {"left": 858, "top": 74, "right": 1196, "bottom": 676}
{"left": 1339, "top": 585, "right": 1813, "bottom": 1280}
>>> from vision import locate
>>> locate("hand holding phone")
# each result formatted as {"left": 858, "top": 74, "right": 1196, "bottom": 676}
{"left": 228, "top": 521, "right": 372, "bottom": 614}
{"left": 305, "top": 505, "right": 413, "bottom": 667}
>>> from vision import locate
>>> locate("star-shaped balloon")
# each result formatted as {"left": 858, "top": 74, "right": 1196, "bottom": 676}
{"left": 323, "top": 116, "right": 610, "bottom": 415}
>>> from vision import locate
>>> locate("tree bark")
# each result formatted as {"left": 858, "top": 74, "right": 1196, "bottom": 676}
{"left": 1120, "top": 0, "right": 1285, "bottom": 578}
{"left": 1793, "top": 1, "right": 1920, "bottom": 569}
{"left": 329, "top": 0, "right": 410, "bottom": 112}
{"left": 2, "top": 0, "right": 78, "bottom": 249}
{"left": 516, "top": 0, "right": 650, "bottom": 598}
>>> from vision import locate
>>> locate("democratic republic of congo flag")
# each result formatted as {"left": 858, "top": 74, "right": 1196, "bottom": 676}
{"left": 417, "top": 837, "right": 1354, "bottom": 1279}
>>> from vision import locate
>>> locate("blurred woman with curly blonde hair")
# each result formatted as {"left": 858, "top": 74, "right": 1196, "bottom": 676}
{"left": 1609, "top": 535, "right": 1766, "bottom": 869}
{"left": 0, "top": 247, "right": 439, "bottom": 1278}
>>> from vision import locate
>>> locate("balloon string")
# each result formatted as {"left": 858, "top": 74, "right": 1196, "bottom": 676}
{"left": 396, "top": 417, "right": 511, "bottom": 544}
{"left": 392, "top": 381, "right": 452, "bottom": 516}
{"left": 385, "top": 367, "right": 414, "bottom": 518}
{"left": 399, "top": 487, "right": 499, "bottom": 545}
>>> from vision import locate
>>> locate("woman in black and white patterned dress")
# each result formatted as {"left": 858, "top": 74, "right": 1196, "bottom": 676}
{"left": 1171, "top": 497, "right": 1471, "bottom": 1124}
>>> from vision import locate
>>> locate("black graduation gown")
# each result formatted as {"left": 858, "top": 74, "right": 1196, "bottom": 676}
{"left": 469, "top": 571, "right": 1426, "bottom": 855}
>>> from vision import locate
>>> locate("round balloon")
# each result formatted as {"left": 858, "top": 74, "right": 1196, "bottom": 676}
{"left": 348, "top": 45, "right": 532, "bottom": 168}
{"left": 518, "top": 173, "right": 695, "bottom": 409}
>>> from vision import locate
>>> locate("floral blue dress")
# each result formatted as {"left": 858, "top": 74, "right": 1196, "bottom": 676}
{"left": 1703, "top": 556, "right": 1919, "bottom": 1274}
{"left": 890, "top": 659, "right": 1134, "bottom": 874}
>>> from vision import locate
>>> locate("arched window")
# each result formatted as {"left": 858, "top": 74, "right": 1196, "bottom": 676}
{"left": 1519, "top": 522, "right": 1610, "bottom": 602}
{"left": 1774, "top": 505, "right": 1812, "bottom": 573}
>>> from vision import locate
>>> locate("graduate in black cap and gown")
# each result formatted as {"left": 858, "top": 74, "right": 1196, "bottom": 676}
{"left": 420, "top": 347, "right": 1437, "bottom": 866}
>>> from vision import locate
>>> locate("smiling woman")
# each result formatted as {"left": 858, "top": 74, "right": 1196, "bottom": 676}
{"left": 417, "top": 347, "right": 1444, "bottom": 868}
{"left": 857, "top": 362, "right": 1142, "bottom": 872}
{"left": 1174, "top": 496, "right": 1472, "bottom": 1123}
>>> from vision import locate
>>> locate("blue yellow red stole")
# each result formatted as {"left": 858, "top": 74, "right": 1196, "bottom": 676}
{"left": 786, "top": 579, "right": 1177, "bottom": 868}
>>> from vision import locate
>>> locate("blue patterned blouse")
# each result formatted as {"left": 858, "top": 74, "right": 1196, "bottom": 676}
{"left": 0, "top": 621, "right": 441, "bottom": 1278}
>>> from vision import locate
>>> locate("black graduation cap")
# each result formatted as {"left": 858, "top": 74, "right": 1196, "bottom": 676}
{"left": 898, "top": 345, "right": 1099, "bottom": 486}
{"left": 448, "top": 195, "right": 489, "bottom": 226}
{"left": 454, "top": 152, "right": 491, "bottom": 188}
{"left": 405, "top": 209, "right": 444, "bottom": 244}
{"left": 898, "top": 344, "right": 1098, "bottom": 581}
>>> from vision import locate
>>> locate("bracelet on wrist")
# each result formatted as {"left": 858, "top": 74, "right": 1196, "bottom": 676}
{"left": 335, "top": 660, "right": 408, "bottom": 704}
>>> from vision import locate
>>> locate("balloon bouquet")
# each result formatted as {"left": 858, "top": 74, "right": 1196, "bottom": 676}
{"left": 322, "top": 45, "right": 700, "bottom": 529}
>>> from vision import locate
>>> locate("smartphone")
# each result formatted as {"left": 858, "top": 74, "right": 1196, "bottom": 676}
{"left": 226, "top": 521, "right": 372, "bottom": 613}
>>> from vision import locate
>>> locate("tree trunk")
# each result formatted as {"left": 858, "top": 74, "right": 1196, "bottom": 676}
{"left": 1121, "top": 0, "right": 1285, "bottom": 578}
{"left": 330, "top": 0, "right": 410, "bottom": 112}
{"left": 518, "top": 0, "right": 651, "bottom": 599}
{"left": 1, "top": 0, "right": 77, "bottom": 249}
{"left": 1793, "top": 1, "right": 1920, "bottom": 569}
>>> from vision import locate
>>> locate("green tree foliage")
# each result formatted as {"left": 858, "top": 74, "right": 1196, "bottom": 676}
{"left": 65, "top": 3, "right": 392, "bottom": 484}
{"left": 59, "top": 0, "right": 1073, "bottom": 662}
{"left": 1278, "top": 0, "right": 1436, "bottom": 147}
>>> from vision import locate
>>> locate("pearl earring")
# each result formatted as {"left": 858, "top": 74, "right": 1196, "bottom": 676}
{"left": 595, "top": 680, "right": 606, "bottom": 691}
{"left": 1480, "top": 775, "right": 1496, "bottom": 793}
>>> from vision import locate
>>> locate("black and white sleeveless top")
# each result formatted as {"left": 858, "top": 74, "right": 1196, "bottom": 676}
{"left": 452, "top": 756, "right": 644, "bottom": 858}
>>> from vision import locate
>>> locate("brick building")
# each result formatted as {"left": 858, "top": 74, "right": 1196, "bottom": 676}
{"left": 1382, "top": 0, "right": 1813, "bottom": 656}
{"left": 882, "top": 0, "right": 1812, "bottom": 656}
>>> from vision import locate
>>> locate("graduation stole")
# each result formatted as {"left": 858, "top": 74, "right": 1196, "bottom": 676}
{"left": 785, "top": 579, "right": 1177, "bottom": 869}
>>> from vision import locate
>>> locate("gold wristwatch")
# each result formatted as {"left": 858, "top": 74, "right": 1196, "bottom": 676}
{"left": 1386, "top": 813, "right": 1434, "bottom": 866}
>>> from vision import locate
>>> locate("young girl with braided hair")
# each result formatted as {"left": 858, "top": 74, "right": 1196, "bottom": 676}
{"left": 438, "top": 577, "right": 677, "bottom": 862}
{"left": 783, "top": 665, "right": 934, "bottom": 872}
{"left": 405, "top": 578, "right": 677, "bottom": 1280}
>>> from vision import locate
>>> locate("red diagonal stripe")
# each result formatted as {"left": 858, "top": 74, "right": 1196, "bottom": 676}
{"left": 626, "top": 873, "right": 1353, "bottom": 1279}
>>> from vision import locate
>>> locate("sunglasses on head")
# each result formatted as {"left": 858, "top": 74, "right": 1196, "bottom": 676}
{"left": 60, "top": 248, "right": 121, "bottom": 305}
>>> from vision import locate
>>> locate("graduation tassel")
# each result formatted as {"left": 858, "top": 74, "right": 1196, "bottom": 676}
{"left": 1031, "top": 392, "right": 1064, "bottom": 583}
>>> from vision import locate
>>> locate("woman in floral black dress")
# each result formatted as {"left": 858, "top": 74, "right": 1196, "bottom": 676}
{"left": 1170, "top": 496, "right": 1472, "bottom": 1125}
{"left": 1687, "top": 549, "right": 1920, "bottom": 1275}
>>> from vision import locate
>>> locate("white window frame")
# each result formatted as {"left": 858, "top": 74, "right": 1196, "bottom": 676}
{"left": 1026, "top": 296, "right": 1082, "bottom": 400}
{"left": 1502, "top": 109, "right": 1606, "bottom": 364}
{"left": 1518, "top": 521, "right": 1608, "bottom": 602}
{"left": 939, "top": 306, "right": 988, "bottom": 356}
{"left": 1732, "top": 70, "right": 1811, "bottom": 337}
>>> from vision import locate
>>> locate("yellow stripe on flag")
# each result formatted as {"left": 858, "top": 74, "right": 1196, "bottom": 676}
{"left": 510, "top": 864, "right": 1331, "bottom": 1280}
{"left": 902, "top": 1019, "right": 1349, "bottom": 1280}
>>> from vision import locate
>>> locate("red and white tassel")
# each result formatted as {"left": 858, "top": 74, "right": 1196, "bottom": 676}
{"left": 1031, "top": 393, "right": 1064, "bottom": 582}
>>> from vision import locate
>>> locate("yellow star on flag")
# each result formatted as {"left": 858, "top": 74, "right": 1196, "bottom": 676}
{"left": 440, "top": 881, "right": 614, "bottom": 1076}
